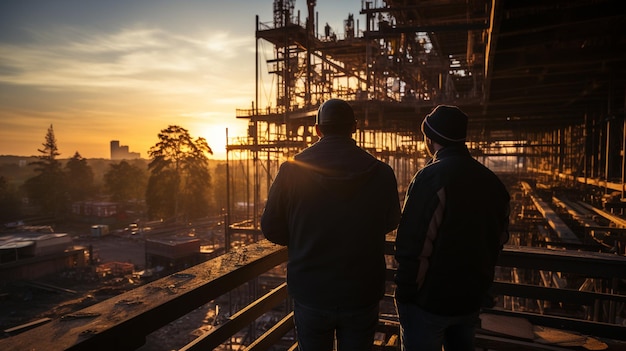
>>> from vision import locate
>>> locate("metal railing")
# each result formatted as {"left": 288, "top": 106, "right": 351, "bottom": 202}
{"left": 1, "top": 238, "right": 626, "bottom": 351}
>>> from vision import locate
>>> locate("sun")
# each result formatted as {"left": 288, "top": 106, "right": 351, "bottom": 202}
{"left": 193, "top": 122, "right": 249, "bottom": 160}
{"left": 195, "top": 126, "right": 227, "bottom": 160}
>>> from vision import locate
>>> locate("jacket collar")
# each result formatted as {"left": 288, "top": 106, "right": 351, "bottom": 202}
{"left": 432, "top": 143, "right": 470, "bottom": 161}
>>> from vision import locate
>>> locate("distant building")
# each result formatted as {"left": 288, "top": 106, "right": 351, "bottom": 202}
{"left": 71, "top": 201, "right": 123, "bottom": 225}
{"left": 110, "top": 140, "right": 140, "bottom": 160}
{"left": 0, "top": 227, "right": 86, "bottom": 281}
{"left": 72, "top": 201, "right": 118, "bottom": 218}
{"left": 145, "top": 237, "right": 201, "bottom": 270}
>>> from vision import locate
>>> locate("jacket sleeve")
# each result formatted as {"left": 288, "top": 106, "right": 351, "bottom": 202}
{"left": 260, "top": 162, "right": 291, "bottom": 246}
{"left": 384, "top": 164, "right": 402, "bottom": 234}
{"left": 394, "top": 170, "right": 443, "bottom": 301}
{"left": 499, "top": 193, "right": 511, "bottom": 248}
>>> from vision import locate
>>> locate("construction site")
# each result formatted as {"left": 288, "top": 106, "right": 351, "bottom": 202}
{"left": 1, "top": 0, "right": 625, "bottom": 350}
{"left": 220, "top": 0, "right": 626, "bottom": 347}
{"left": 224, "top": 0, "right": 625, "bottom": 248}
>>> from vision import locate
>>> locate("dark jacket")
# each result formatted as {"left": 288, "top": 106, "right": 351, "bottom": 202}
{"left": 394, "top": 144, "right": 510, "bottom": 315}
{"left": 261, "top": 135, "right": 401, "bottom": 309}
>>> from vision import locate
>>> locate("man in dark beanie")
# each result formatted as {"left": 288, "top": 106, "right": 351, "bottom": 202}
{"left": 262, "top": 98, "right": 401, "bottom": 350}
{"left": 421, "top": 104, "right": 468, "bottom": 149}
{"left": 394, "top": 105, "right": 510, "bottom": 351}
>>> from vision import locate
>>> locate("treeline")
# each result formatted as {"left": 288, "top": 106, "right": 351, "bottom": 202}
{"left": 0, "top": 125, "right": 238, "bottom": 225}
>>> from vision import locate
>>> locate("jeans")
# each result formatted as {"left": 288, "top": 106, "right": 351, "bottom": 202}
{"left": 293, "top": 299, "right": 380, "bottom": 351}
{"left": 395, "top": 300, "right": 479, "bottom": 351}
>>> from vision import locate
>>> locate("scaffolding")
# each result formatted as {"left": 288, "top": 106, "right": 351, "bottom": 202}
{"left": 225, "top": 0, "right": 626, "bottom": 233}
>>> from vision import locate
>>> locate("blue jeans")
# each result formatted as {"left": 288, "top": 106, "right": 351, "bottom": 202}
{"left": 395, "top": 300, "right": 479, "bottom": 351}
{"left": 293, "top": 299, "right": 379, "bottom": 351}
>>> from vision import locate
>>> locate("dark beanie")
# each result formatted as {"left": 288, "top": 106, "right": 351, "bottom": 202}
{"left": 316, "top": 99, "right": 356, "bottom": 125}
{"left": 421, "top": 105, "right": 468, "bottom": 146}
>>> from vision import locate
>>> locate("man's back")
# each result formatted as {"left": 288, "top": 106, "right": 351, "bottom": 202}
{"left": 395, "top": 144, "right": 510, "bottom": 315}
{"left": 394, "top": 104, "right": 511, "bottom": 351}
{"left": 262, "top": 98, "right": 402, "bottom": 350}
{"left": 261, "top": 135, "right": 401, "bottom": 308}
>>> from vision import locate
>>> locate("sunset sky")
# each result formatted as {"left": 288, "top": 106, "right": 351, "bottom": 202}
{"left": 0, "top": 0, "right": 363, "bottom": 160}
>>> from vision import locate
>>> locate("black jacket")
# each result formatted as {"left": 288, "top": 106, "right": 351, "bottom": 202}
{"left": 261, "top": 135, "right": 401, "bottom": 308}
{"left": 394, "top": 144, "right": 510, "bottom": 315}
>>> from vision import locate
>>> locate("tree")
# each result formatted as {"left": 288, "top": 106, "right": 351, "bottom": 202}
{"left": 31, "top": 124, "right": 61, "bottom": 173}
{"left": 145, "top": 168, "right": 177, "bottom": 220}
{"left": 211, "top": 162, "right": 250, "bottom": 220}
{"left": 212, "top": 163, "right": 228, "bottom": 215}
{"left": 22, "top": 124, "right": 68, "bottom": 218}
{"left": 147, "top": 125, "right": 213, "bottom": 221}
{"left": 65, "top": 151, "right": 95, "bottom": 202}
{"left": 104, "top": 160, "right": 147, "bottom": 203}
{"left": 0, "top": 176, "right": 21, "bottom": 222}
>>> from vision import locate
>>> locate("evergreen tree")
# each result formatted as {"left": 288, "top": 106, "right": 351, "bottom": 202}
{"left": 147, "top": 125, "right": 213, "bottom": 221}
{"left": 22, "top": 124, "right": 69, "bottom": 218}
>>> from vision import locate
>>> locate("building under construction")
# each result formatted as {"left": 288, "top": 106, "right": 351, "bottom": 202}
{"left": 2, "top": 1, "right": 626, "bottom": 350}
{"left": 226, "top": 0, "right": 625, "bottom": 241}
{"left": 222, "top": 1, "right": 626, "bottom": 344}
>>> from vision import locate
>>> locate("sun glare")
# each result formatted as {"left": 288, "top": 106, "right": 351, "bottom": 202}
{"left": 194, "top": 126, "right": 226, "bottom": 159}
{"left": 194, "top": 123, "right": 248, "bottom": 160}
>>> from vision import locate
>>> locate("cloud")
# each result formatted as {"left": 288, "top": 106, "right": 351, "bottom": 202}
{"left": 0, "top": 0, "right": 366, "bottom": 158}
{"left": 0, "top": 25, "right": 254, "bottom": 97}
{"left": 0, "top": 20, "right": 258, "bottom": 158}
